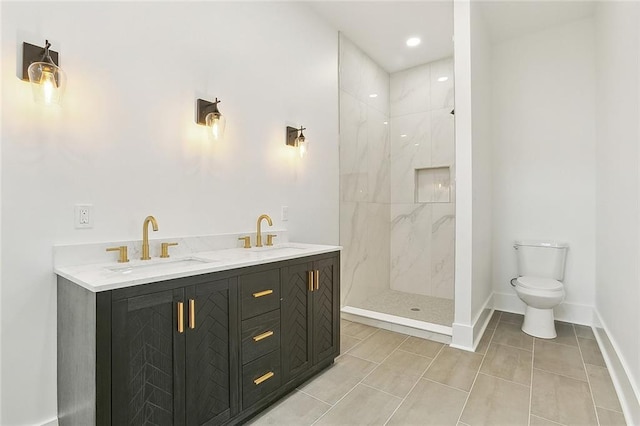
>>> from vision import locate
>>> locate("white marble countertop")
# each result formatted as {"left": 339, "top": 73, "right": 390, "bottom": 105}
{"left": 55, "top": 243, "right": 341, "bottom": 292}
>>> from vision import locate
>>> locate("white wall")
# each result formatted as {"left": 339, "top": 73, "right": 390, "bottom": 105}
{"left": 0, "top": 3, "right": 339, "bottom": 425}
{"left": 491, "top": 18, "right": 597, "bottom": 321}
{"left": 470, "top": 1, "right": 493, "bottom": 325}
{"left": 595, "top": 0, "right": 640, "bottom": 415}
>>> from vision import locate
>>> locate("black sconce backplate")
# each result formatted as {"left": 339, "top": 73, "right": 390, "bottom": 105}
{"left": 196, "top": 99, "right": 220, "bottom": 124}
{"left": 286, "top": 126, "right": 299, "bottom": 147}
{"left": 22, "top": 42, "right": 59, "bottom": 81}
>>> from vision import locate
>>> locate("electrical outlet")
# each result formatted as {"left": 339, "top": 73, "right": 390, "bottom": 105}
{"left": 75, "top": 204, "right": 93, "bottom": 229}
{"left": 281, "top": 206, "right": 289, "bottom": 221}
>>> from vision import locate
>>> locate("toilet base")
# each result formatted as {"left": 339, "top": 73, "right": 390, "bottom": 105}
{"left": 522, "top": 306, "right": 556, "bottom": 339}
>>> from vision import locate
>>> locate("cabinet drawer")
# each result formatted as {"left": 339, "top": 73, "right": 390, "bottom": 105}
{"left": 242, "top": 350, "right": 281, "bottom": 409}
{"left": 241, "top": 310, "right": 280, "bottom": 365}
{"left": 240, "top": 269, "right": 280, "bottom": 319}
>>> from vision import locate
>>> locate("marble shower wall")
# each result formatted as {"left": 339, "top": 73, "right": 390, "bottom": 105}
{"left": 389, "top": 59, "right": 456, "bottom": 299}
{"left": 339, "top": 35, "right": 391, "bottom": 307}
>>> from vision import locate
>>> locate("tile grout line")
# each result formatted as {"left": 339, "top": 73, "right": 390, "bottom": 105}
{"left": 454, "top": 312, "right": 500, "bottom": 425}
{"left": 529, "top": 335, "right": 535, "bottom": 426}
{"left": 310, "top": 332, "right": 410, "bottom": 426}
{"left": 296, "top": 388, "right": 335, "bottom": 407}
{"left": 382, "top": 343, "right": 447, "bottom": 426}
{"left": 575, "top": 324, "right": 602, "bottom": 426}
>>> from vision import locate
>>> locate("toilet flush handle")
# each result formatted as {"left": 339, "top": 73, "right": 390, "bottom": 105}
{"left": 510, "top": 277, "right": 518, "bottom": 287}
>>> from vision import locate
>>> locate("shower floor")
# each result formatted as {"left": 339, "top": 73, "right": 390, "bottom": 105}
{"left": 355, "top": 289, "right": 454, "bottom": 326}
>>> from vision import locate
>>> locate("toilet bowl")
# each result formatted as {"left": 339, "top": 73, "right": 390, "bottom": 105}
{"left": 514, "top": 276, "right": 564, "bottom": 338}
{"left": 513, "top": 240, "right": 569, "bottom": 339}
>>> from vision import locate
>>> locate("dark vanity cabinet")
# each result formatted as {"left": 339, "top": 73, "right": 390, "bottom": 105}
{"left": 57, "top": 251, "right": 339, "bottom": 426}
{"left": 111, "top": 277, "right": 238, "bottom": 426}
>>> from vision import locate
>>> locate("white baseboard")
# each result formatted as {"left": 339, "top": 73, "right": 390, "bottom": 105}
{"left": 593, "top": 310, "right": 640, "bottom": 426}
{"left": 341, "top": 306, "right": 452, "bottom": 344}
{"left": 451, "top": 292, "right": 494, "bottom": 352}
{"left": 493, "top": 291, "right": 594, "bottom": 325}
{"left": 41, "top": 419, "right": 58, "bottom": 426}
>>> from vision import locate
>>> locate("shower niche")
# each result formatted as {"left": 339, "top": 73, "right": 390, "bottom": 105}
{"left": 415, "top": 166, "right": 451, "bottom": 203}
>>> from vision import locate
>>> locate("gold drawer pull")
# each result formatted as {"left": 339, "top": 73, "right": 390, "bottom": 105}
{"left": 254, "top": 371, "right": 274, "bottom": 385}
{"left": 177, "top": 302, "right": 184, "bottom": 333}
{"left": 253, "top": 330, "right": 274, "bottom": 342}
{"left": 253, "top": 289, "right": 273, "bottom": 298}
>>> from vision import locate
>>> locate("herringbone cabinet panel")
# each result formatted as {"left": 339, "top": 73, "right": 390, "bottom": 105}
{"left": 313, "top": 259, "right": 338, "bottom": 364}
{"left": 281, "top": 262, "right": 312, "bottom": 382}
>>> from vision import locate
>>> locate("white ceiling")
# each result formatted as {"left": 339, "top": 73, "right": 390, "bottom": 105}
{"left": 306, "top": 1, "right": 454, "bottom": 73}
{"left": 306, "top": 1, "right": 596, "bottom": 74}
{"left": 478, "top": 1, "right": 596, "bottom": 43}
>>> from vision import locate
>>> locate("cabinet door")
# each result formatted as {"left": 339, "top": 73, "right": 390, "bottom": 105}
{"left": 280, "top": 261, "right": 313, "bottom": 382}
{"left": 312, "top": 256, "right": 340, "bottom": 365}
{"left": 185, "top": 278, "right": 239, "bottom": 426}
{"left": 112, "top": 288, "right": 186, "bottom": 426}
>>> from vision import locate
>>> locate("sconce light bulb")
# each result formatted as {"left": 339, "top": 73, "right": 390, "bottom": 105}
{"left": 41, "top": 70, "right": 56, "bottom": 105}
{"left": 296, "top": 134, "right": 307, "bottom": 158}
{"left": 205, "top": 112, "right": 226, "bottom": 141}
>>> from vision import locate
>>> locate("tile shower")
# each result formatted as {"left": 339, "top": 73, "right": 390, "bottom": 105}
{"left": 339, "top": 34, "right": 456, "bottom": 328}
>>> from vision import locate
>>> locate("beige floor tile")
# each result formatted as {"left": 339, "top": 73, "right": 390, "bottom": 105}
{"left": 579, "top": 337, "right": 606, "bottom": 367}
{"left": 460, "top": 373, "right": 530, "bottom": 426}
{"left": 475, "top": 330, "right": 493, "bottom": 355}
{"left": 529, "top": 415, "right": 563, "bottom": 425}
{"left": 531, "top": 368, "right": 598, "bottom": 425}
{"left": 492, "top": 321, "right": 534, "bottom": 351}
{"left": 341, "top": 320, "right": 377, "bottom": 340}
{"left": 362, "top": 365, "right": 422, "bottom": 399}
{"left": 486, "top": 311, "right": 501, "bottom": 330}
{"left": 534, "top": 339, "right": 587, "bottom": 381}
{"left": 348, "top": 329, "right": 407, "bottom": 363}
{"left": 315, "top": 384, "right": 401, "bottom": 425}
{"left": 597, "top": 407, "right": 627, "bottom": 426}
{"left": 480, "top": 343, "right": 532, "bottom": 386}
{"left": 340, "top": 334, "right": 362, "bottom": 355}
{"left": 248, "top": 390, "right": 330, "bottom": 425}
{"left": 387, "top": 378, "right": 468, "bottom": 426}
{"left": 363, "top": 350, "right": 433, "bottom": 397}
{"left": 539, "top": 321, "right": 577, "bottom": 347}
{"left": 299, "top": 354, "right": 376, "bottom": 404}
{"left": 500, "top": 312, "right": 525, "bottom": 325}
{"left": 398, "top": 336, "right": 444, "bottom": 358}
{"left": 574, "top": 324, "right": 596, "bottom": 340}
{"left": 424, "top": 346, "right": 483, "bottom": 391}
{"left": 586, "top": 364, "right": 622, "bottom": 412}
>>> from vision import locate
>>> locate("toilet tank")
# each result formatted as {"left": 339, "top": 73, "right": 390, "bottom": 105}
{"left": 514, "top": 240, "right": 568, "bottom": 280}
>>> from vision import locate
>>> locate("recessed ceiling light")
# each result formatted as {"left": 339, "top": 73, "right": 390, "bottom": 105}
{"left": 383, "top": 121, "right": 388, "bottom": 125}
{"left": 406, "top": 37, "right": 421, "bottom": 47}
{"left": 437, "top": 76, "right": 449, "bottom": 82}
{"left": 369, "top": 93, "right": 378, "bottom": 98}
{"left": 400, "top": 134, "right": 407, "bottom": 138}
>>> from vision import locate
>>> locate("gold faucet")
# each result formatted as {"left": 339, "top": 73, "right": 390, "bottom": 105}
{"left": 255, "top": 214, "right": 273, "bottom": 247}
{"left": 141, "top": 215, "right": 159, "bottom": 260}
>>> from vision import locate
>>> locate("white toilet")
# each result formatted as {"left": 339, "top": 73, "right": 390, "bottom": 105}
{"left": 512, "top": 240, "right": 568, "bottom": 338}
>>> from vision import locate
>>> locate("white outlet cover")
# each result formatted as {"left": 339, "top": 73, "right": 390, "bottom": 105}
{"left": 75, "top": 204, "right": 93, "bottom": 229}
{"left": 281, "top": 206, "right": 289, "bottom": 221}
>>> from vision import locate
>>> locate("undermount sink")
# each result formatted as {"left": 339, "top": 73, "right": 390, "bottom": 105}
{"left": 249, "top": 244, "right": 307, "bottom": 253}
{"left": 108, "top": 257, "right": 214, "bottom": 274}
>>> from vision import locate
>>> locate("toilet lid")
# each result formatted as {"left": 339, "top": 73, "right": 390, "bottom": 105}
{"left": 516, "top": 276, "right": 563, "bottom": 291}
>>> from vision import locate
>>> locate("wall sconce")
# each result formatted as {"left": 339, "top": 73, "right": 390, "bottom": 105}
{"left": 196, "top": 98, "right": 226, "bottom": 141}
{"left": 22, "top": 40, "right": 67, "bottom": 105}
{"left": 286, "top": 126, "right": 308, "bottom": 158}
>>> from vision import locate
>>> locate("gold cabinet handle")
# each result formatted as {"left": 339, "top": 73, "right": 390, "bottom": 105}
{"left": 253, "top": 289, "right": 273, "bottom": 298}
{"left": 308, "top": 270, "right": 314, "bottom": 292}
{"left": 254, "top": 371, "right": 274, "bottom": 385}
{"left": 160, "top": 242, "right": 178, "bottom": 258}
{"left": 315, "top": 270, "right": 320, "bottom": 290}
{"left": 177, "top": 302, "right": 184, "bottom": 333}
{"left": 253, "top": 330, "right": 274, "bottom": 342}
{"left": 106, "top": 246, "right": 129, "bottom": 263}
{"left": 188, "top": 299, "right": 195, "bottom": 329}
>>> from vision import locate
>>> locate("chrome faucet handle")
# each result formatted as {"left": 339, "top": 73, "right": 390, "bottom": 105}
{"left": 106, "top": 246, "right": 129, "bottom": 263}
{"left": 160, "top": 242, "right": 178, "bottom": 258}
{"left": 266, "top": 234, "right": 277, "bottom": 246}
{"left": 238, "top": 236, "right": 251, "bottom": 249}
